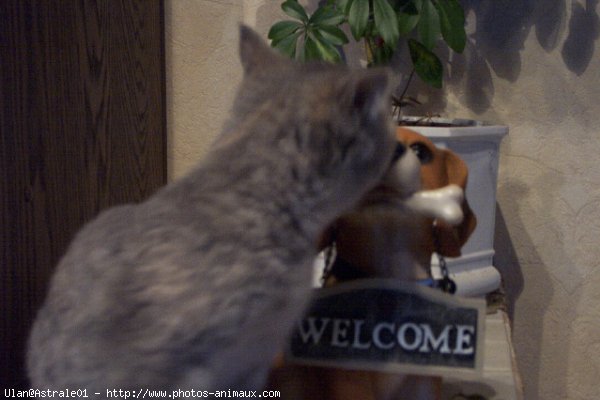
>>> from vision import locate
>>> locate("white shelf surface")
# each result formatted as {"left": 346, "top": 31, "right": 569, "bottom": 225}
{"left": 442, "top": 310, "right": 524, "bottom": 400}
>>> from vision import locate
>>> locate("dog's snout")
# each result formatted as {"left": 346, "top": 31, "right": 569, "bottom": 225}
{"left": 381, "top": 142, "right": 420, "bottom": 196}
{"left": 391, "top": 142, "right": 406, "bottom": 164}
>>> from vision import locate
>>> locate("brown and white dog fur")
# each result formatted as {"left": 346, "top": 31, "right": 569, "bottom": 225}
{"left": 268, "top": 128, "right": 476, "bottom": 399}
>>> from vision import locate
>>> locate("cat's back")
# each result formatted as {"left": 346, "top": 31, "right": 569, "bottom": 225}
{"left": 27, "top": 197, "right": 225, "bottom": 390}
{"left": 27, "top": 25, "right": 397, "bottom": 393}
{"left": 26, "top": 203, "right": 158, "bottom": 380}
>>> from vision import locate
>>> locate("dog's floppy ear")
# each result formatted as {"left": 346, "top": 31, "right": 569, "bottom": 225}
{"left": 316, "top": 224, "right": 336, "bottom": 251}
{"left": 434, "top": 150, "right": 477, "bottom": 257}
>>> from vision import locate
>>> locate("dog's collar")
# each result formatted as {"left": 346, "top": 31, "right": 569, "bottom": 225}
{"left": 325, "top": 255, "right": 452, "bottom": 292}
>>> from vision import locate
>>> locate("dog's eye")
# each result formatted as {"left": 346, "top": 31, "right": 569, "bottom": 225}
{"left": 410, "top": 142, "right": 433, "bottom": 164}
{"left": 390, "top": 143, "right": 406, "bottom": 164}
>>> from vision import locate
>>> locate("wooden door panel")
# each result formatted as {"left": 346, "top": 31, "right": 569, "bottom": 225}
{"left": 0, "top": 0, "right": 166, "bottom": 387}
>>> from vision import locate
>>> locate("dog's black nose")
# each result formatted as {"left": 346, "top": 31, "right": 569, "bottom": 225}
{"left": 391, "top": 142, "right": 406, "bottom": 163}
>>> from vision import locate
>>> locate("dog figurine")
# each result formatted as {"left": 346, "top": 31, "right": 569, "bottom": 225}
{"left": 268, "top": 127, "right": 476, "bottom": 399}
{"left": 323, "top": 127, "right": 476, "bottom": 283}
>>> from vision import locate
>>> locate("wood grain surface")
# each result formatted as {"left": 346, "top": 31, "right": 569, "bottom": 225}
{"left": 0, "top": 0, "right": 166, "bottom": 387}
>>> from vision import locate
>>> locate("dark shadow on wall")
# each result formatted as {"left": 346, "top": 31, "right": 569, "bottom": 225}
{"left": 561, "top": 0, "right": 600, "bottom": 75}
{"left": 465, "top": 0, "right": 535, "bottom": 83}
{"left": 494, "top": 178, "right": 560, "bottom": 399}
{"left": 407, "top": 0, "right": 597, "bottom": 115}
{"left": 259, "top": 0, "right": 598, "bottom": 116}
{"left": 493, "top": 205, "right": 523, "bottom": 321}
{"left": 535, "top": 0, "right": 568, "bottom": 51}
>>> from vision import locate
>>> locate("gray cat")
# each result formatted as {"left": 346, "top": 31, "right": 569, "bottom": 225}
{"left": 27, "top": 26, "right": 398, "bottom": 396}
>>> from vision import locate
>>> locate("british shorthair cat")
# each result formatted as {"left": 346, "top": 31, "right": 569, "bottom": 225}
{"left": 27, "top": 26, "right": 399, "bottom": 396}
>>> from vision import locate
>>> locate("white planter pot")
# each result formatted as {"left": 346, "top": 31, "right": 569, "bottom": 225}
{"left": 403, "top": 118, "right": 508, "bottom": 297}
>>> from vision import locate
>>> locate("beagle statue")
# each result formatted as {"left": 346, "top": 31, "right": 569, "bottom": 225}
{"left": 268, "top": 128, "right": 476, "bottom": 399}
{"left": 323, "top": 127, "right": 476, "bottom": 285}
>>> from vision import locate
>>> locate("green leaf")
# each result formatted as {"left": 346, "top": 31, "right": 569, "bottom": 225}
{"left": 370, "top": 42, "right": 394, "bottom": 65}
{"left": 273, "top": 30, "right": 302, "bottom": 58}
{"left": 408, "top": 38, "right": 442, "bottom": 88}
{"left": 281, "top": 0, "right": 309, "bottom": 23}
{"left": 310, "top": 5, "right": 345, "bottom": 26}
{"left": 398, "top": 0, "right": 420, "bottom": 15}
{"left": 302, "top": 36, "right": 322, "bottom": 61}
{"left": 372, "top": 0, "right": 400, "bottom": 49}
{"left": 418, "top": 0, "right": 440, "bottom": 50}
{"left": 348, "top": 0, "right": 370, "bottom": 40}
{"left": 397, "top": 0, "right": 421, "bottom": 36}
{"left": 310, "top": 31, "right": 343, "bottom": 62}
{"left": 397, "top": 12, "right": 420, "bottom": 36}
{"left": 434, "top": 0, "right": 466, "bottom": 53}
{"left": 336, "top": 0, "right": 354, "bottom": 15}
{"left": 268, "top": 20, "right": 303, "bottom": 46}
{"left": 315, "top": 24, "right": 349, "bottom": 46}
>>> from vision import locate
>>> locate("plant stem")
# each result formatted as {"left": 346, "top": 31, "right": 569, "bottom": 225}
{"left": 364, "top": 38, "right": 374, "bottom": 66}
{"left": 392, "top": 68, "right": 416, "bottom": 121}
{"left": 399, "top": 68, "right": 415, "bottom": 105}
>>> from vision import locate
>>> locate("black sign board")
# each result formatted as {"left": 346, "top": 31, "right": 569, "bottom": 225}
{"left": 287, "top": 279, "right": 485, "bottom": 378}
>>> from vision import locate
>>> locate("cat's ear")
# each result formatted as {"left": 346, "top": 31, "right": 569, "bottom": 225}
{"left": 239, "top": 25, "right": 284, "bottom": 75}
{"left": 349, "top": 69, "right": 394, "bottom": 120}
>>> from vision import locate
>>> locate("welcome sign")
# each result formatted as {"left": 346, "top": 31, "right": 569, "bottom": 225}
{"left": 287, "top": 279, "right": 485, "bottom": 378}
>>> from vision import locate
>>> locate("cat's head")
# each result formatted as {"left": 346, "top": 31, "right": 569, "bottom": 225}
{"left": 229, "top": 26, "right": 398, "bottom": 219}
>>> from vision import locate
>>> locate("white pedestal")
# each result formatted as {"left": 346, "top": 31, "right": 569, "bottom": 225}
{"left": 441, "top": 310, "right": 524, "bottom": 400}
{"left": 407, "top": 119, "right": 508, "bottom": 297}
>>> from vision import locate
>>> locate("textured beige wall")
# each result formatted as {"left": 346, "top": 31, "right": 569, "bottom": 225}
{"left": 165, "top": 0, "right": 243, "bottom": 179}
{"left": 166, "top": 1, "right": 600, "bottom": 399}
{"left": 165, "top": 0, "right": 290, "bottom": 179}
{"left": 434, "top": 3, "right": 600, "bottom": 399}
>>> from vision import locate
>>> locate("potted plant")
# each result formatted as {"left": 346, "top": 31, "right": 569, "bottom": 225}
{"left": 268, "top": 0, "right": 508, "bottom": 297}
{"left": 268, "top": 0, "right": 465, "bottom": 89}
